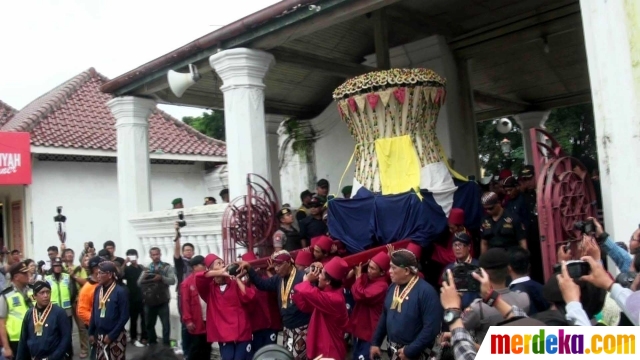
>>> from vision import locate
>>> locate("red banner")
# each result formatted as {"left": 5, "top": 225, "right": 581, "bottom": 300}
{"left": 0, "top": 132, "right": 32, "bottom": 185}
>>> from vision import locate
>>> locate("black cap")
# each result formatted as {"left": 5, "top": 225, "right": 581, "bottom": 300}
{"left": 309, "top": 195, "right": 325, "bottom": 207}
{"left": 518, "top": 165, "right": 535, "bottom": 179}
{"left": 277, "top": 208, "right": 292, "bottom": 219}
{"left": 316, "top": 179, "right": 329, "bottom": 188}
{"left": 479, "top": 248, "right": 509, "bottom": 269}
{"left": 88, "top": 256, "right": 104, "bottom": 270}
{"left": 189, "top": 255, "right": 205, "bottom": 267}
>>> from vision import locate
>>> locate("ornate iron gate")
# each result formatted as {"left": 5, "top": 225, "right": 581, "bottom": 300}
{"left": 530, "top": 128, "right": 598, "bottom": 280}
{"left": 221, "top": 174, "right": 279, "bottom": 263}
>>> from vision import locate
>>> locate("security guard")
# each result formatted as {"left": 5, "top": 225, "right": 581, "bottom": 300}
{"left": 461, "top": 249, "right": 530, "bottom": 343}
{"left": 0, "top": 261, "right": 33, "bottom": 358}
{"left": 45, "top": 257, "right": 76, "bottom": 359}
{"left": 273, "top": 208, "right": 304, "bottom": 252}
{"left": 502, "top": 176, "right": 531, "bottom": 228}
{"left": 480, "top": 192, "right": 527, "bottom": 254}
{"left": 518, "top": 165, "right": 544, "bottom": 283}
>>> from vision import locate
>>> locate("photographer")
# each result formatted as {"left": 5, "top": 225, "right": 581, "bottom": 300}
{"left": 579, "top": 256, "right": 639, "bottom": 325}
{"left": 587, "top": 217, "right": 636, "bottom": 272}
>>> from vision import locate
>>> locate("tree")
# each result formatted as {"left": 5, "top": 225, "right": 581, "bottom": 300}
{"left": 183, "top": 110, "right": 225, "bottom": 141}
{"left": 476, "top": 104, "right": 597, "bottom": 176}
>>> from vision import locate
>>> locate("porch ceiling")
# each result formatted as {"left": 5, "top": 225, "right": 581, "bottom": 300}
{"left": 105, "top": 0, "right": 589, "bottom": 121}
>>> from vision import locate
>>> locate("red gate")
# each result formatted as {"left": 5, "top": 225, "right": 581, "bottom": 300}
{"left": 221, "top": 174, "right": 279, "bottom": 264}
{"left": 530, "top": 128, "right": 598, "bottom": 280}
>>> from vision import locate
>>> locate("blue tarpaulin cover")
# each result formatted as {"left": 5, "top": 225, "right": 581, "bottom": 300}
{"left": 327, "top": 180, "right": 483, "bottom": 254}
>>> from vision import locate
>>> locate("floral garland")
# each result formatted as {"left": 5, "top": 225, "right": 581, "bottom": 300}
{"left": 333, "top": 68, "right": 446, "bottom": 99}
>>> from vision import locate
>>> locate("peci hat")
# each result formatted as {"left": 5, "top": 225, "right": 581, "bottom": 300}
{"left": 498, "top": 169, "right": 513, "bottom": 180}
{"left": 370, "top": 251, "right": 391, "bottom": 272}
{"left": 295, "top": 251, "right": 314, "bottom": 268}
{"left": 204, "top": 254, "right": 221, "bottom": 268}
{"left": 479, "top": 248, "right": 509, "bottom": 269}
{"left": 277, "top": 208, "right": 292, "bottom": 220}
{"left": 241, "top": 252, "right": 258, "bottom": 262}
{"left": 448, "top": 208, "right": 465, "bottom": 226}
{"left": 313, "top": 235, "right": 333, "bottom": 253}
{"left": 324, "top": 257, "right": 349, "bottom": 280}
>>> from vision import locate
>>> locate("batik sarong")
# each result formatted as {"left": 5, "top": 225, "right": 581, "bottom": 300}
{"left": 283, "top": 325, "right": 308, "bottom": 360}
{"left": 97, "top": 331, "right": 126, "bottom": 360}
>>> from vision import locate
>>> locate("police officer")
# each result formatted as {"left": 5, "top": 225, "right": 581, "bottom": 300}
{"left": 45, "top": 257, "right": 75, "bottom": 359}
{"left": 461, "top": 249, "right": 530, "bottom": 343}
{"left": 273, "top": 208, "right": 304, "bottom": 251}
{"left": 518, "top": 165, "right": 544, "bottom": 283}
{"left": 0, "top": 261, "right": 33, "bottom": 358}
{"left": 480, "top": 192, "right": 527, "bottom": 254}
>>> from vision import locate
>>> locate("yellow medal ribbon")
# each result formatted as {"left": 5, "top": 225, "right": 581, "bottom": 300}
{"left": 99, "top": 281, "right": 116, "bottom": 310}
{"left": 390, "top": 275, "right": 418, "bottom": 313}
{"left": 280, "top": 267, "right": 297, "bottom": 309}
{"left": 33, "top": 302, "right": 53, "bottom": 336}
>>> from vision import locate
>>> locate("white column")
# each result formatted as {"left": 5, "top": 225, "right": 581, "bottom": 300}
{"left": 108, "top": 96, "right": 156, "bottom": 255}
{"left": 580, "top": 0, "right": 640, "bottom": 245}
{"left": 514, "top": 111, "right": 549, "bottom": 165}
{"left": 210, "top": 48, "right": 275, "bottom": 199}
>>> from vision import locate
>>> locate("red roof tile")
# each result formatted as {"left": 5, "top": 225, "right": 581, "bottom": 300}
{"left": 1, "top": 68, "right": 226, "bottom": 157}
{"left": 0, "top": 100, "right": 17, "bottom": 127}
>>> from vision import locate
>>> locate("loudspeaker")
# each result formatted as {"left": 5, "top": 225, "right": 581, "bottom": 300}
{"left": 496, "top": 118, "right": 513, "bottom": 134}
{"left": 167, "top": 64, "right": 201, "bottom": 98}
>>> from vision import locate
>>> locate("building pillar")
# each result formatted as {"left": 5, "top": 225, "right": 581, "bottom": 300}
{"left": 210, "top": 48, "right": 275, "bottom": 199}
{"left": 580, "top": 0, "right": 640, "bottom": 244}
{"left": 107, "top": 96, "right": 155, "bottom": 253}
{"left": 514, "top": 111, "right": 549, "bottom": 165}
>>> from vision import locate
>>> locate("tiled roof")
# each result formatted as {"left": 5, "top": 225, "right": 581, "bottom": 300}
{"left": 0, "top": 100, "right": 17, "bottom": 127}
{"left": 1, "top": 68, "right": 226, "bottom": 157}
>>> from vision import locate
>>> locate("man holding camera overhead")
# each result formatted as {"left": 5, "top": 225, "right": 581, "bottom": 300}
{"left": 137, "top": 247, "right": 176, "bottom": 347}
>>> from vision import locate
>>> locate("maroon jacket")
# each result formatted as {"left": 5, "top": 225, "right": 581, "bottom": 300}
{"left": 180, "top": 273, "right": 206, "bottom": 335}
{"left": 349, "top": 275, "right": 389, "bottom": 341}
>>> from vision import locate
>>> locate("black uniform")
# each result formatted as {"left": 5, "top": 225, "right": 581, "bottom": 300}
{"left": 480, "top": 211, "right": 527, "bottom": 250}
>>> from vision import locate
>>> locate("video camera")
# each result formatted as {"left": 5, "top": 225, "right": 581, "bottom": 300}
{"left": 442, "top": 262, "right": 482, "bottom": 293}
{"left": 574, "top": 219, "right": 595, "bottom": 234}
{"left": 553, "top": 260, "right": 591, "bottom": 279}
{"left": 177, "top": 211, "right": 187, "bottom": 228}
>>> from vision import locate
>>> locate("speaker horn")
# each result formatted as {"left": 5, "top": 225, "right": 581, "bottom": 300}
{"left": 496, "top": 118, "right": 513, "bottom": 134}
{"left": 167, "top": 64, "right": 201, "bottom": 98}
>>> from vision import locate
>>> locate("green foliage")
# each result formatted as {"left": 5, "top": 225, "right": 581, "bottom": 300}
{"left": 283, "top": 119, "right": 314, "bottom": 162}
{"left": 476, "top": 104, "right": 597, "bottom": 176}
{"left": 183, "top": 110, "right": 225, "bottom": 141}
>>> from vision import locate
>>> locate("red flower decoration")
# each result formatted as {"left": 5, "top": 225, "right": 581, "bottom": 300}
{"left": 366, "top": 93, "right": 380, "bottom": 109}
{"left": 393, "top": 87, "right": 406, "bottom": 104}
{"left": 348, "top": 97, "right": 357, "bottom": 113}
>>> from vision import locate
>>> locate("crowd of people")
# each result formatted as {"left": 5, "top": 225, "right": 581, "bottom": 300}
{"left": 0, "top": 170, "right": 638, "bottom": 360}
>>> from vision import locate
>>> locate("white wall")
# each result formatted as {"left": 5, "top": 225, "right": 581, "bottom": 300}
{"left": 312, "top": 105, "right": 356, "bottom": 197}
{"left": 29, "top": 159, "right": 207, "bottom": 261}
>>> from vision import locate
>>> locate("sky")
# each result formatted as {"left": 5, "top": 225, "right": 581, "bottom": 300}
{"left": 0, "top": 0, "right": 280, "bottom": 120}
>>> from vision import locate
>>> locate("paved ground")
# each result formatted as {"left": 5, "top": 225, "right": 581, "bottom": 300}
{"left": 70, "top": 333, "right": 182, "bottom": 360}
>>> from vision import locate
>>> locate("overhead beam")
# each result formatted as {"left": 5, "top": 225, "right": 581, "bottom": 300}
{"left": 155, "top": 90, "right": 326, "bottom": 120}
{"left": 474, "top": 90, "right": 592, "bottom": 122}
{"left": 473, "top": 90, "right": 530, "bottom": 111}
{"left": 249, "top": 0, "right": 403, "bottom": 50}
{"left": 451, "top": 4, "right": 582, "bottom": 59}
{"left": 270, "top": 48, "right": 377, "bottom": 78}
{"left": 385, "top": 7, "right": 457, "bottom": 37}
{"left": 372, "top": 9, "right": 390, "bottom": 70}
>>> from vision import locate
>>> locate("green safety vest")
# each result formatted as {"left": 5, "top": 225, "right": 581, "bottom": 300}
{"left": 3, "top": 286, "right": 33, "bottom": 341}
{"left": 45, "top": 274, "right": 72, "bottom": 309}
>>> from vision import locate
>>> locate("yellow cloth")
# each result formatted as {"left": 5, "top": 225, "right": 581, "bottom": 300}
{"left": 375, "top": 135, "right": 421, "bottom": 195}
